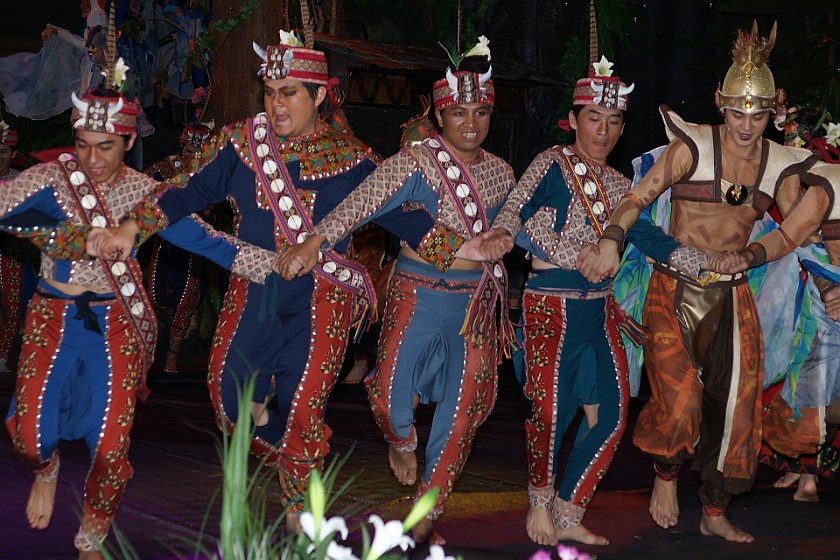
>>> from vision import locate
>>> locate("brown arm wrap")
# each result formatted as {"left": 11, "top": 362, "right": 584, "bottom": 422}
{"left": 740, "top": 242, "right": 767, "bottom": 269}
{"left": 600, "top": 224, "right": 626, "bottom": 250}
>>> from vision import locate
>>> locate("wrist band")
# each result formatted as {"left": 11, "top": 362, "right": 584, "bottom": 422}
{"left": 600, "top": 224, "right": 626, "bottom": 249}
{"left": 741, "top": 242, "right": 767, "bottom": 268}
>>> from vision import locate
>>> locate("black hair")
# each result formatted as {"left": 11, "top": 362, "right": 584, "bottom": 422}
{"left": 571, "top": 104, "right": 625, "bottom": 123}
{"left": 457, "top": 55, "right": 491, "bottom": 74}
{"left": 302, "top": 81, "right": 321, "bottom": 100}
{"left": 86, "top": 87, "right": 121, "bottom": 98}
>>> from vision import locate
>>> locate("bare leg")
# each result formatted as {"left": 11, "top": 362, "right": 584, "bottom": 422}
{"left": 250, "top": 398, "right": 270, "bottom": 426}
{"left": 772, "top": 471, "right": 800, "bottom": 488}
{"left": 163, "top": 351, "right": 178, "bottom": 372}
{"left": 583, "top": 403, "right": 599, "bottom": 430}
{"left": 286, "top": 512, "right": 302, "bottom": 535}
{"left": 388, "top": 445, "right": 417, "bottom": 485}
{"left": 700, "top": 515, "right": 754, "bottom": 543}
{"left": 649, "top": 476, "right": 679, "bottom": 528}
{"left": 793, "top": 474, "right": 819, "bottom": 502}
{"left": 412, "top": 518, "right": 445, "bottom": 545}
{"left": 555, "top": 523, "right": 609, "bottom": 546}
{"left": 26, "top": 475, "right": 58, "bottom": 529}
{"left": 526, "top": 507, "right": 557, "bottom": 546}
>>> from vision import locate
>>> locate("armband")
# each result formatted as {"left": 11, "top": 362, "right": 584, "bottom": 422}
{"left": 600, "top": 224, "right": 626, "bottom": 249}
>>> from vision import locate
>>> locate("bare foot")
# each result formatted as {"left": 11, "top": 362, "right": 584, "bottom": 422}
{"left": 556, "top": 523, "right": 610, "bottom": 546}
{"left": 412, "top": 518, "right": 445, "bottom": 545}
{"left": 772, "top": 471, "right": 800, "bottom": 489}
{"left": 699, "top": 514, "right": 754, "bottom": 543}
{"left": 526, "top": 507, "right": 557, "bottom": 546}
{"left": 26, "top": 475, "right": 58, "bottom": 529}
{"left": 286, "top": 512, "right": 302, "bottom": 535}
{"left": 793, "top": 474, "right": 819, "bottom": 502}
{"left": 341, "top": 359, "right": 367, "bottom": 384}
{"left": 78, "top": 551, "right": 103, "bottom": 560}
{"left": 649, "top": 476, "right": 679, "bottom": 529}
{"left": 388, "top": 445, "right": 417, "bottom": 485}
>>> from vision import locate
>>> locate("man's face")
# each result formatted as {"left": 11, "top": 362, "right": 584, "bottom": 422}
{"left": 569, "top": 105, "right": 625, "bottom": 164}
{"left": 436, "top": 102, "right": 492, "bottom": 161}
{"left": 74, "top": 129, "right": 135, "bottom": 184}
{"left": 181, "top": 143, "right": 200, "bottom": 160}
{"left": 722, "top": 109, "right": 770, "bottom": 149}
{"left": 0, "top": 144, "right": 15, "bottom": 175}
{"left": 263, "top": 79, "right": 326, "bottom": 138}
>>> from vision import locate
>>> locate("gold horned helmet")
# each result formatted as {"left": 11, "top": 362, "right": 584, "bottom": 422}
{"left": 715, "top": 21, "right": 780, "bottom": 114}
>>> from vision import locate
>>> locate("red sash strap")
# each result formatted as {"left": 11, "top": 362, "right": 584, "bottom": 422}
{"left": 560, "top": 147, "right": 646, "bottom": 345}
{"left": 56, "top": 154, "right": 158, "bottom": 397}
{"left": 247, "top": 115, "right": 377, "bottom": 333}
{"left": 421, "top": 134, "right": 516, "bottom": 359}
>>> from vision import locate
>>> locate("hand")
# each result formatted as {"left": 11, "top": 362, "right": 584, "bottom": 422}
{"left": 88, "top": 221, "right": 138, "bottom": 260}
{"left": 273, "top": 235, "right": 324, "bottom": 280}
{"left": 86, "top": 227, "right": 113, "bottom": 257}
{"left": 40, "top": 25, "right": 57, "bottom": 43}
{"left": 822, "top": 285, "right": 840, "bottom": 322}
{"left": 455, "top": 228, "right": 513, "bottom": 262}
{"left": 477, "top": 227, "right": 514, "bottom": 262}
{"left": 576, "top": 240, "right": 619, "bottom": 282}
{"left": 705, "top": 251, "right": 749, "bottom": 274}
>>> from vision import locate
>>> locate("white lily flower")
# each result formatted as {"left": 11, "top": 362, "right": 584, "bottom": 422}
{"left": 424, "top": 544, "right": 456, "bottom": 560}
{"left": 113, "top": 58, "right": 130, "bottom": 87}
{"left": 593, "top": 55, "right": 614, "bottom": 77}
{"left": 300, "top": 512, "right": 349, "bottom": 543}
{"left": 463, "top": 35, "right": 492, "bottom": 61}
{"left": 279, "top": 30, "right": 305, "bottom": 46}
{"left": 825, "top": 122, "right": 840, "bottom": 146}
{"left": 364, "top": 514, "right": 414, "bottom": 560}
{"left": 325, "top": 541, "right": 360, "bottom": 560}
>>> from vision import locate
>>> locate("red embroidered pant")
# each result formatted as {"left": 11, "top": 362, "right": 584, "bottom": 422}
{"left": 208, "top": 275, "right": 352, "bottom": 512}
{"left": 6, "top": 294, "right": 146, "bottom": 544}
{"left": 0, "top": 254, "right": 23, "bottom": 361}
{"left": 366, "top": 259, "right": 497, "bottom": 520}
{"left": 522, "top": 290, "right": 629, "bottom": 512}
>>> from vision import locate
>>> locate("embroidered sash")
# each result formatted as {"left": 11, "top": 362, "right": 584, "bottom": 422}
{"left": 560, "top": 146, "right": 646, "bottom": 345}
{"left": 247, "top": 115, "right": 377, "bottom": 331}
{"left": 560, "top": 147, "right": 611, "bottom": 236}
{"left": 421, "top": 134, "right": 516, "bottom": 358}
{"left": 56, "top": 154, "right": 158, "bottom": 395}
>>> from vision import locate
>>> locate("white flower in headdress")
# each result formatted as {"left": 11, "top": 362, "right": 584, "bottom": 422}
{"left": 825, "top": 122, "right": 840, "bottom": 147}
{"left": 593, "top": 55, "right": 614, "bottom": 77}
{"left": 101, "top": 57, "right": 130, "bottom": 90}
{"left": 279, "top": 30, "right": 305, "bottom": 47}
{"left": 463, "top": 35, "right": 492, "bottom": 61}
{"left": 113, "top": 58, "right": 130, "bottom": 89}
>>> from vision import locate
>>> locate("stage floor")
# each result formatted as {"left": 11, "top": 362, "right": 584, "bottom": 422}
{"left": 2, "top": 368, "right": 838, "bottom": 560}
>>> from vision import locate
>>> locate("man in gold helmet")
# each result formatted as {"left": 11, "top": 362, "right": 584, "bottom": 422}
{"left": 577, "top": 22, "right": 829, "bottom": 542}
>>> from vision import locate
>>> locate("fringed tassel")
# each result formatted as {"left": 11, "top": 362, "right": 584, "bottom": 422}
{"left": 350, "top": 297, "right": 375, "bottom": 344}
{"left": 608, "top": 294, "right": 647, "bottom": 346}
{"left": 459, "top": 264, "right": 521, "bottom": 363}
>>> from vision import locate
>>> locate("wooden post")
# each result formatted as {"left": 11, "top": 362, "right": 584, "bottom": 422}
{"left": 208, "top": 0, "right": 285, "bottom": 122}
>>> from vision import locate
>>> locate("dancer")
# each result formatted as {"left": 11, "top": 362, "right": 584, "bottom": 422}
{"left": 145, "top": 123, "right": 214, "bottom": 371}
{"left": 86, "top": 28, "right": 447, "bottom": 533}
{"left": 276, "top": 37, "right": 515, "bottom": 544}
{"left": 0, "top": 121, "right": 30, "bottom": 372}
{"left": 484, "top": 32, "right": 710, "bottom": 543}
{"left": 1, "top": 43, "right": 270, "bottom": 556}
{"left": 577, "top": 22, "right": 824, "bottom": 542}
